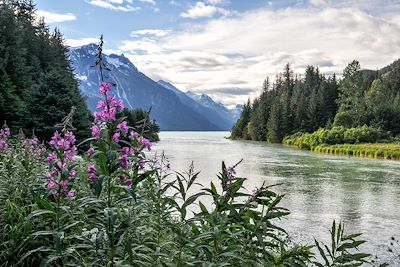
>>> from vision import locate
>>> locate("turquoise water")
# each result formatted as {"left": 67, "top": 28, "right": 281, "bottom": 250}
{"left": 152, "top": 131, "right": 400, "bottom": 263}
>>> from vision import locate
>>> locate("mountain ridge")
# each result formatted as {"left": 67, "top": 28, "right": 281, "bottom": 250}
{"left": 69, "top": 43, "right": 228, "bottom": 131}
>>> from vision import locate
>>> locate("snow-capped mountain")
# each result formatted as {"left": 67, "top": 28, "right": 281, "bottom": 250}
{"left": 229, "top": 104, "right": 244, "bottom": 122}
{"left": 69, "top": 44, "right": 227, "bottom": 131}
{"left": 157, "top": 80, "right": 235, "bottom": 129}
{"left": 185, "top": 91, "right": 237, "bottom": 126}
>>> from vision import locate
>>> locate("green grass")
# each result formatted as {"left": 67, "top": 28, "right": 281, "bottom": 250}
{"left": 289, "top": 142, "right": 400, "bottom": 160}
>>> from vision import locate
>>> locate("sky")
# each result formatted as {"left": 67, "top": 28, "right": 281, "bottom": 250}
{"left": 34, "top": 0, "right": 400, "bottom": 107}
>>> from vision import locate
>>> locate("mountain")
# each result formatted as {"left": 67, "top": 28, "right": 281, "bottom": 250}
{"left": 228, "top": 104, "right": 244, "bottom": 122}
{"left": 185, "top": 91, "right": 237, "bottom": 126}
{"left": 157, "top": 80, "right": 235, "bottom": 130}
{"left": 69, "top": 44, "right": 226, "bottom": 131}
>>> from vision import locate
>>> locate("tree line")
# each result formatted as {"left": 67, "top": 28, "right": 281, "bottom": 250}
{"left": 0, "top": 0, "right": 160, "bottom": 142}
{"left": 231, "top": 59, "right": 400, "bottom": 143}
{"left": 0, "top": 0, "right": 92, "bottom": 141}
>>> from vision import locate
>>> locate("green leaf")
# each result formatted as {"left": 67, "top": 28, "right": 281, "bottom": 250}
{"left": 28, "top": 209, "right": 55, "bottom": 219}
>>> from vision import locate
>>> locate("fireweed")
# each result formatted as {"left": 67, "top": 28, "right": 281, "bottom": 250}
{"left": 0, "top": 36, "right": 384, "bottom": 267}
{"left": 0, "top": 123, "right": 10, "bottom": 154}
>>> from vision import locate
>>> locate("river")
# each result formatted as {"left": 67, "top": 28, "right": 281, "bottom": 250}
{"left": 152, "top": 131, "right": 400, "bottom": 264}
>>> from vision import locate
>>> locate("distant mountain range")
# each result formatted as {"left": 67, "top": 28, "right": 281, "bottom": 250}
{"left": 69, "top": 44, "right": 242, "bottom": 131}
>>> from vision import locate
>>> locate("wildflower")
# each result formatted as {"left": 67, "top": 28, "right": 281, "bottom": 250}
{"left": 69, "top": 170, "right": 76, "bottom": 178}
{"left": 64, "top": 146, "right": 77, "bottom": 161}
{"left": 139, "top": 137, "right": 152, "bottom": 151}
{"left": 87, "top": 147, "right": 95, "bottom": 156}
{"left": 65, "top": 131, "right": 76, "bottom": 144}
{"left": 117, "top": 121, "right": 128, "bottom": 135}
{"left": 125, "top": 179, "right": 132, "bottom": 188}
{"left": 48, "top": 180, "right": 57, "bottom": 189}
{"left": 99, "top": 82, "right": 113, "bottom": 95}
{"left": 91, "top": 124, "right": 100, "bottom": 139}
{"left": 96, "top": 100, "right": 106, "bottom": 109}
{"left": 49, "top": 131, "right": 61, "bottom": 147}
{"left": 119, "top": 154, "right": 129, "bottom": 169}
{"left": 112, "top": 132, "right": 120, "bottom": 143}
{"left": 59, "top": 180, "right": 69, "bottom": 188}
{"left": 87, "top": 162, "right": 98, "bottom": 183}
{"left": 0, "top": 124, "right": 10, "bottom": 138}
{"left": 0, "top": 140, "right": 8, "bottom": 153}
{"left": 67, "top": 190, "right": 76, "bottom": 199}
{"left": 129, "top": 130, "right": 138, "bottom": 140}
{"left": 30, "top": 137, "right": 38, "bottom": 146}
{"left": 56, "top": 161, "right": 67, "bottom": 171}
{"left": 121, "top": 147, "right": 130, "bottom": 155}
{"left": 225, "top": 166, "right": 236, "bottom": 187}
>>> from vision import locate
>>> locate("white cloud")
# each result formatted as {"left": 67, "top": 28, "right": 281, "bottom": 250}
{"left": 118, "top": 1, "right": 400, "bottom": 106}
{"left": 87, "top": 0, "right": 140, "bottom": 12}
{"left": 309, "top": 0, "right": 328, "bottom": 6}
{"left": 138, "top": 0, "right": 156, "bottom": 4}
{"left": 207, "top": 0, "right": 229, "bottom": 5}
{"left": 169, "top": 0, "right": 180, "bottom": 6}
{"left": 66, "top": 38, "right": 100, "bottom": 47}
{"left": 181, "top": 2, "right": 230, "bottom": 19}
{"left": 36, "top": 10, "right": 76, "bottom": 23}
{"left": 130, "top": 29, "right": 171, "bottom": 38}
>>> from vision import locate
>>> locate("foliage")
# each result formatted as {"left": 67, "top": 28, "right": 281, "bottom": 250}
{"left": 283, "top": 126, "right": 400, "bottom": 159}
{"left": 1, "top": 127, "right": 378, "bottom": 266}
{"left": 0, "top": 35, "right": 380, "bottom": 266}
{"left": 0, "top": 0, "right": 92, "bottom": 141}
{"left": 232, "top": 58, "right": 400, "bottom": 143}
{"left": 118, "top": 108, "right": 160, "bottom": 142}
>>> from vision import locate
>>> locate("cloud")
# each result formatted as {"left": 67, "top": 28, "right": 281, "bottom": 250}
{"left": 169, "top": 0, "right": 180, "bottom": 6}
{"left": 181, "top": 2, "right": 230, "bottom": 19}
{"left": 309, "top": 0, "right": 328, "bottom": 7}
{"left": 118, "top": 0, "right": 400, "bottom": 106}
{"left": 130, "top": 29, "right": 171, "bottom": 38}
{"left": 87, "top": 0, "right": 140, "bottom": 12}
{"left": 206, "top": 87, "right": 254, "bottom": 95}
{"left": 36, "top": 10, "right": 76, "bottom": 23}
{"left": 138, "top": 0, "right": 156, "bottom": 4}
{"left": 207, "top": 0, "right": 229, "bottom": 5}
{"left": 66, "top": 38, "right": 100, "bottom": 47}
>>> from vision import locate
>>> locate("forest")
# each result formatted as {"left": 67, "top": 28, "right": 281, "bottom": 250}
{"left": 231, "top": 58, "right": 400, "bottom": 145}
{"left": 0, "top": 0, "right": 159, "bottom": 142}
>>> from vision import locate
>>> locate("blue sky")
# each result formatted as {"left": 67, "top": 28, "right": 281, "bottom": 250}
{"left": 35, "top": 0, "right": 400, "bottom": 107}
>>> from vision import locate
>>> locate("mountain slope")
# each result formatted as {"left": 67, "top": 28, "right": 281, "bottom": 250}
{"left": 69, "top": 44, "right": 223, "bottom": 131}
{"left": 157, "top": 80, "right": 235, "bottom": 130}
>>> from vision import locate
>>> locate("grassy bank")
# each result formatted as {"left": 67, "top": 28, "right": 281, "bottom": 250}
{"left": 283, "top": 126, "right": 400, "bottom": 160}
{"left": 296, "top": 143, "right": 400, "bottom": 160}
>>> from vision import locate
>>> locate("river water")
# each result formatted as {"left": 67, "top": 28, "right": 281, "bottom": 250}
{"left": 152, "top": 131, "right": 400, "bottom": 264}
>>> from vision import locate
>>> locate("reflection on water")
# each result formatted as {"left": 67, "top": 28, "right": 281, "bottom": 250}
{"left": 152, "top": 131, "right": 400, "bottom": 262}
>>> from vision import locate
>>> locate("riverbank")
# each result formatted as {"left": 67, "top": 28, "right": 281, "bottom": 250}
{"left": 284, "top": 142, "right": 400, "bottom": 160}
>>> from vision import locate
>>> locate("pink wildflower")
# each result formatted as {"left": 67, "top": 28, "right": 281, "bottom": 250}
{"left": 119, "top": 154, "right": 129, "bottom": 169}
{"left": 139, "top": 137, "right": 152, "bottom": 151}
{"left": 47, "top": 180, "right": 57, "bottom": 189}
{"left": 87, "top": 147, "right": 95, "bottom": 156}
{"left": 67, "top": 190, "right": 76, "bottom": 199}
{"left": 69, "top": 170, "right": 76, "bottom": 178}
{"left": 56, "top": 161, "right": 67, "bottom": 171}
{"left": 91, "top": 124, "right": 100, "bottom": 139}
{"left": 117, "top": 121, "right": 129, "bottom": 135}
{"left": 0, "top": 140, "right": 8, "bottom": 153}
{"left": 99, "top": 82, "right": 113, "bottom": 95}
{"left": 47, "top": 152, "right": 57, "bottom": 164}
{"left": 129, "top": 131, "right": 138, "bottom": 140}
{"left": 112, "top": 132, "right": 120, "bottom": 143}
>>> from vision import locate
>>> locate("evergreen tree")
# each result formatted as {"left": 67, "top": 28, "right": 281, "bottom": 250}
{"left": 0, "top": 0, "right": 92, "bottom": 140}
